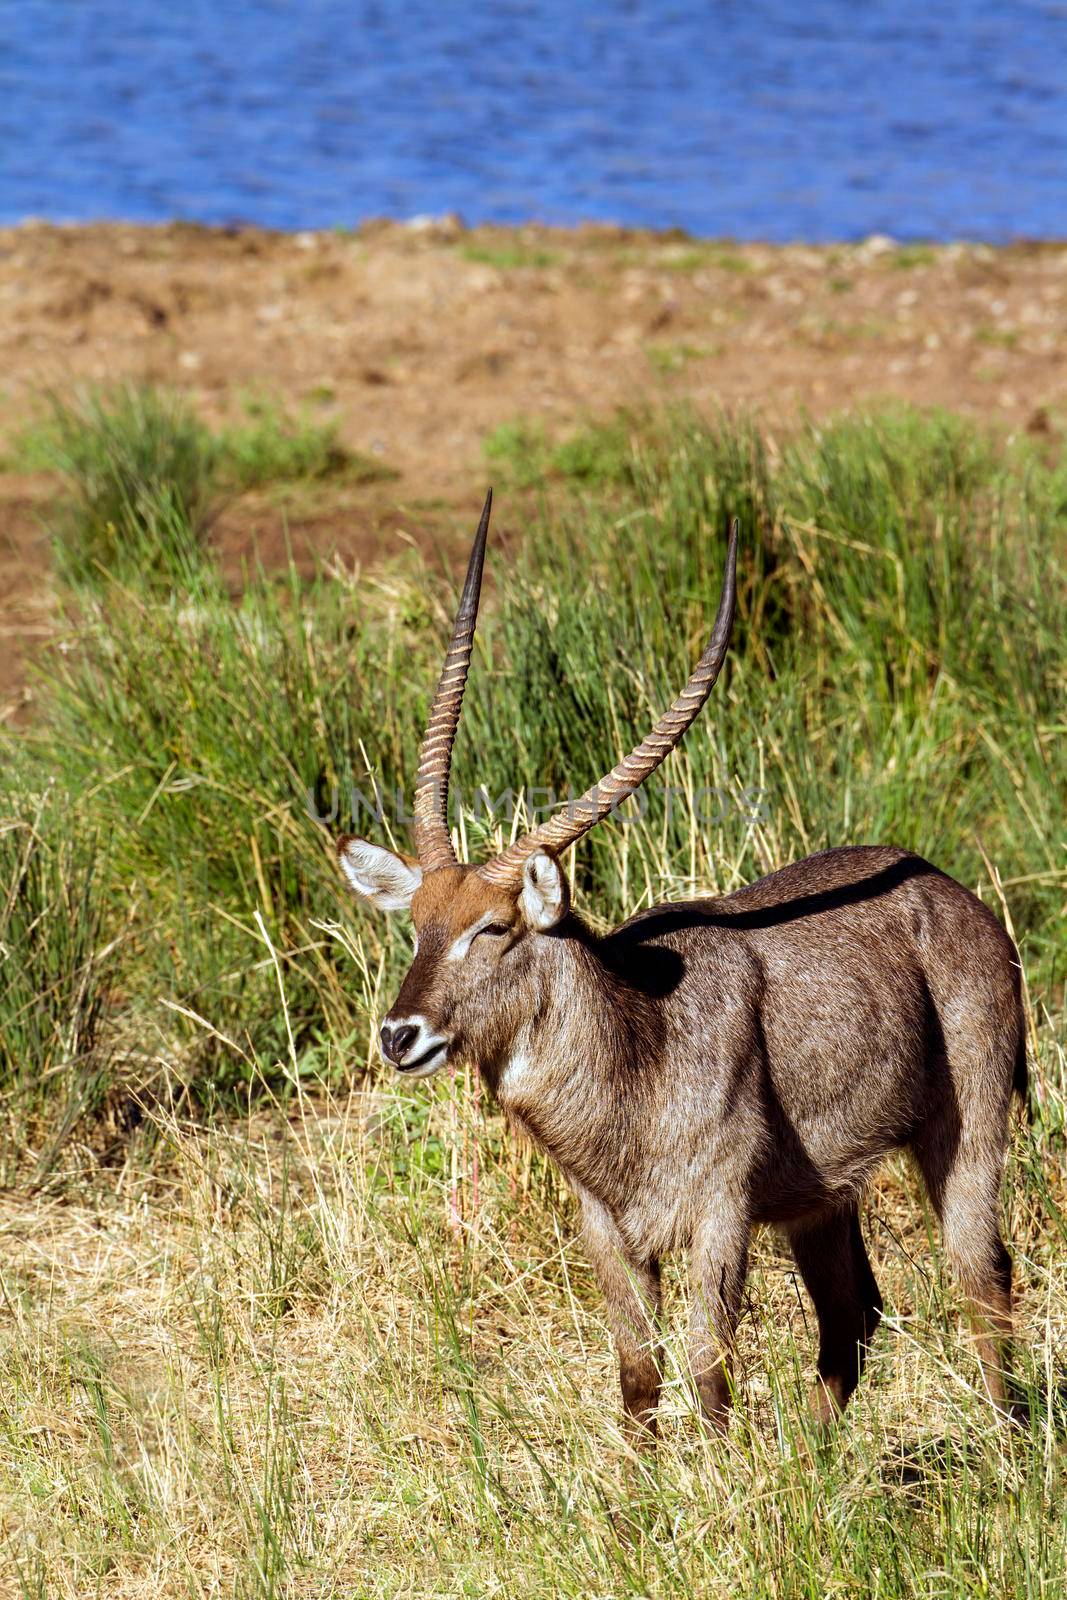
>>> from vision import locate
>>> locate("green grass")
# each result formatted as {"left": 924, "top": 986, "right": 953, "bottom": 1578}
{"left": 645, "top": 342, "right": 712, "bottom": 373}
{"left": 0, "top": 398, "right": 1064, "bottom": 1595}
{"left": 482, "top": 419, "right": 551, "bottom": 486}
{"left": 659, "top": 246, "right": 753, "bottom": 274}
{"left": 7, "top": 396, "right": 1065, "bottom": 1110}
{"left": 890, "top": 246, "right": 938, "bottom": 269}
{"left": 483, "top": 413, "right": 638, "bottom": 488}
{"left": 975, "top": 324, "right": 1021, "bottom": 350}
{"left": 215, "top": 395, "right": 391, "bottom": 491}
{"left": 15, "top": 385, "right": 217, "bottom": 588}
{"left": 459, "top": 242, "right": 559, "bottom": 270}
{"left": 802, "top": 315, "right": 891, "bottom": 346}
{"left": 11, "top": 385, "right": 391, "bottom": 589}
{"left": 0, "top": 792, "right": 119, "bottom": 1186}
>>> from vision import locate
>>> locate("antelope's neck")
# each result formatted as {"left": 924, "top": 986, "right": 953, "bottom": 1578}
{"left": 489, "top": 927, "right": 661, "bottom": 1194}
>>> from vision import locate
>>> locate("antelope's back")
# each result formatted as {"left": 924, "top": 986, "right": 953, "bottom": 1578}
{"left": 615, "top": 845, "right": 1022, "bottom": 1145}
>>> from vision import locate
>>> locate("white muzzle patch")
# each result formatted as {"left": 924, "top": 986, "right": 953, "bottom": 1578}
{"left": 381, "top": 1014, "right": 450, "bottom": 1078}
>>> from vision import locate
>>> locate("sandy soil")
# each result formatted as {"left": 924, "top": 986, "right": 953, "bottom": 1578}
{"left": 1, "top": 219, "right": 1064, "bottom": 718}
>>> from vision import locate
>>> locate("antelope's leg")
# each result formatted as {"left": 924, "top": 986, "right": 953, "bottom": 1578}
{"left": 787, "top": 1206, "right": 883, "bottom": 1424}
{"left": 579, "top": 1191, "right": 663, "bottom": 1443}
{"left": 689, "top": 1208, "right": 751, "bottom": 1430}
{"left": 913, "top": 1131, "right": 1020, "bottom": 1415}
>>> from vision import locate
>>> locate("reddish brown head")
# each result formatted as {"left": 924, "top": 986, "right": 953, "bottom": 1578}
{"left": 337, "top": 843, "right": 569, "bottom": 1074}
{"left": 337, "top": 492, "right": 736, "bottom": 1076}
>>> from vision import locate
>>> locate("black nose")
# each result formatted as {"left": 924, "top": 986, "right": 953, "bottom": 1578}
{"left": 381, "top": 1021, "right": 418, "bottom": 1064}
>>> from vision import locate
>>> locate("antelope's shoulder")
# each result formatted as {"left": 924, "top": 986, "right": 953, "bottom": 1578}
{"left": 602, "top": 896, "right": 762, "bottom": 1001}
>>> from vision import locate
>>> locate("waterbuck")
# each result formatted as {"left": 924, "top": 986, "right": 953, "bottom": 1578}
{"left": 337, "top": 491, "right": 1026, "bottom": 1436}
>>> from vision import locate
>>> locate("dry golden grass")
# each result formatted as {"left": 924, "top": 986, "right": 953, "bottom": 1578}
{"left": 1, "top": 995, "right": 1063, "bottom": 1598}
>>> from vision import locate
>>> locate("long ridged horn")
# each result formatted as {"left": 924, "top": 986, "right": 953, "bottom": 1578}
{"left": 480, "top": 518, "right": 738, "bottom": 886}
{"left": 412, "top": 490, "right": 492, "bottom": 871}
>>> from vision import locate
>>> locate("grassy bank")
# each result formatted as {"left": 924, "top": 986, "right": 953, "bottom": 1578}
{"left": 0, "top": 393, "right": 1064, "bottom": 1595}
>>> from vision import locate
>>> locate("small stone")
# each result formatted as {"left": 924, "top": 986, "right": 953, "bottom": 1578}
{"left": 405, "top": 212, "right": 464, "bottom": 240}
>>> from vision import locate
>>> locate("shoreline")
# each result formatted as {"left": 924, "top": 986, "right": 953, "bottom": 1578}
{"left": 10, "top": 214, "right": 1067, "bottom": 245}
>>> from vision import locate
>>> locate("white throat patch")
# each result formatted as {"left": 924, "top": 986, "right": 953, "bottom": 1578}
{"left": 500, "top": 1037, "right": 535, "bottom": 1097}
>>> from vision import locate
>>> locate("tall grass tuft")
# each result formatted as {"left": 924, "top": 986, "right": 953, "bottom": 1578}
{"left": 21, "top": 385, "right": 218, "bottom": 589}
{"left": 16, "top": 384, "right": 394, "bottom": 593}
{"left": 0, "top": 789, "right": 120, "bottom": 1184}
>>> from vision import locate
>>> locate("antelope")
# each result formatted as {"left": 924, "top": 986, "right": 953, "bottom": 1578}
{"left": 337, "top": 491, "right": 1026, "bottom": 1438}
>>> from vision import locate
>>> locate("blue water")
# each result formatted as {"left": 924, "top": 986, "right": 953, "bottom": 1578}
{"left": 1, "top": 1, "right": 1064, "bottom": 240}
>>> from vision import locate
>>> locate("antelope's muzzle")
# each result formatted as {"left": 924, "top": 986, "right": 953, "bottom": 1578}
{"left": 380, "top": 1016, "right": 450, "bottom": 1077}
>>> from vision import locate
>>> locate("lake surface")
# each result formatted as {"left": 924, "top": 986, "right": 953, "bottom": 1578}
{"left": 2, "top": 1, "right": 1064, "bottom": 240}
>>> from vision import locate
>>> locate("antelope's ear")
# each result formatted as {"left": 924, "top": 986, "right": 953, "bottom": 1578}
{"left": 337, "top": 835, "right": 422, "bottom": 912}
{"left": 520, "top": 849, "right": 569, "bottom": 931}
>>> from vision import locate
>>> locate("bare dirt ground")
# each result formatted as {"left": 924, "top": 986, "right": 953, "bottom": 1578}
{"left": 1, "top": 219, "right": 1064, "bottom": 718}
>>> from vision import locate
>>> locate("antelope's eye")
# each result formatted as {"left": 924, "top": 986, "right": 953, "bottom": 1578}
{"left": 475, "top": 922, "right": 511, "bottom": 941}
